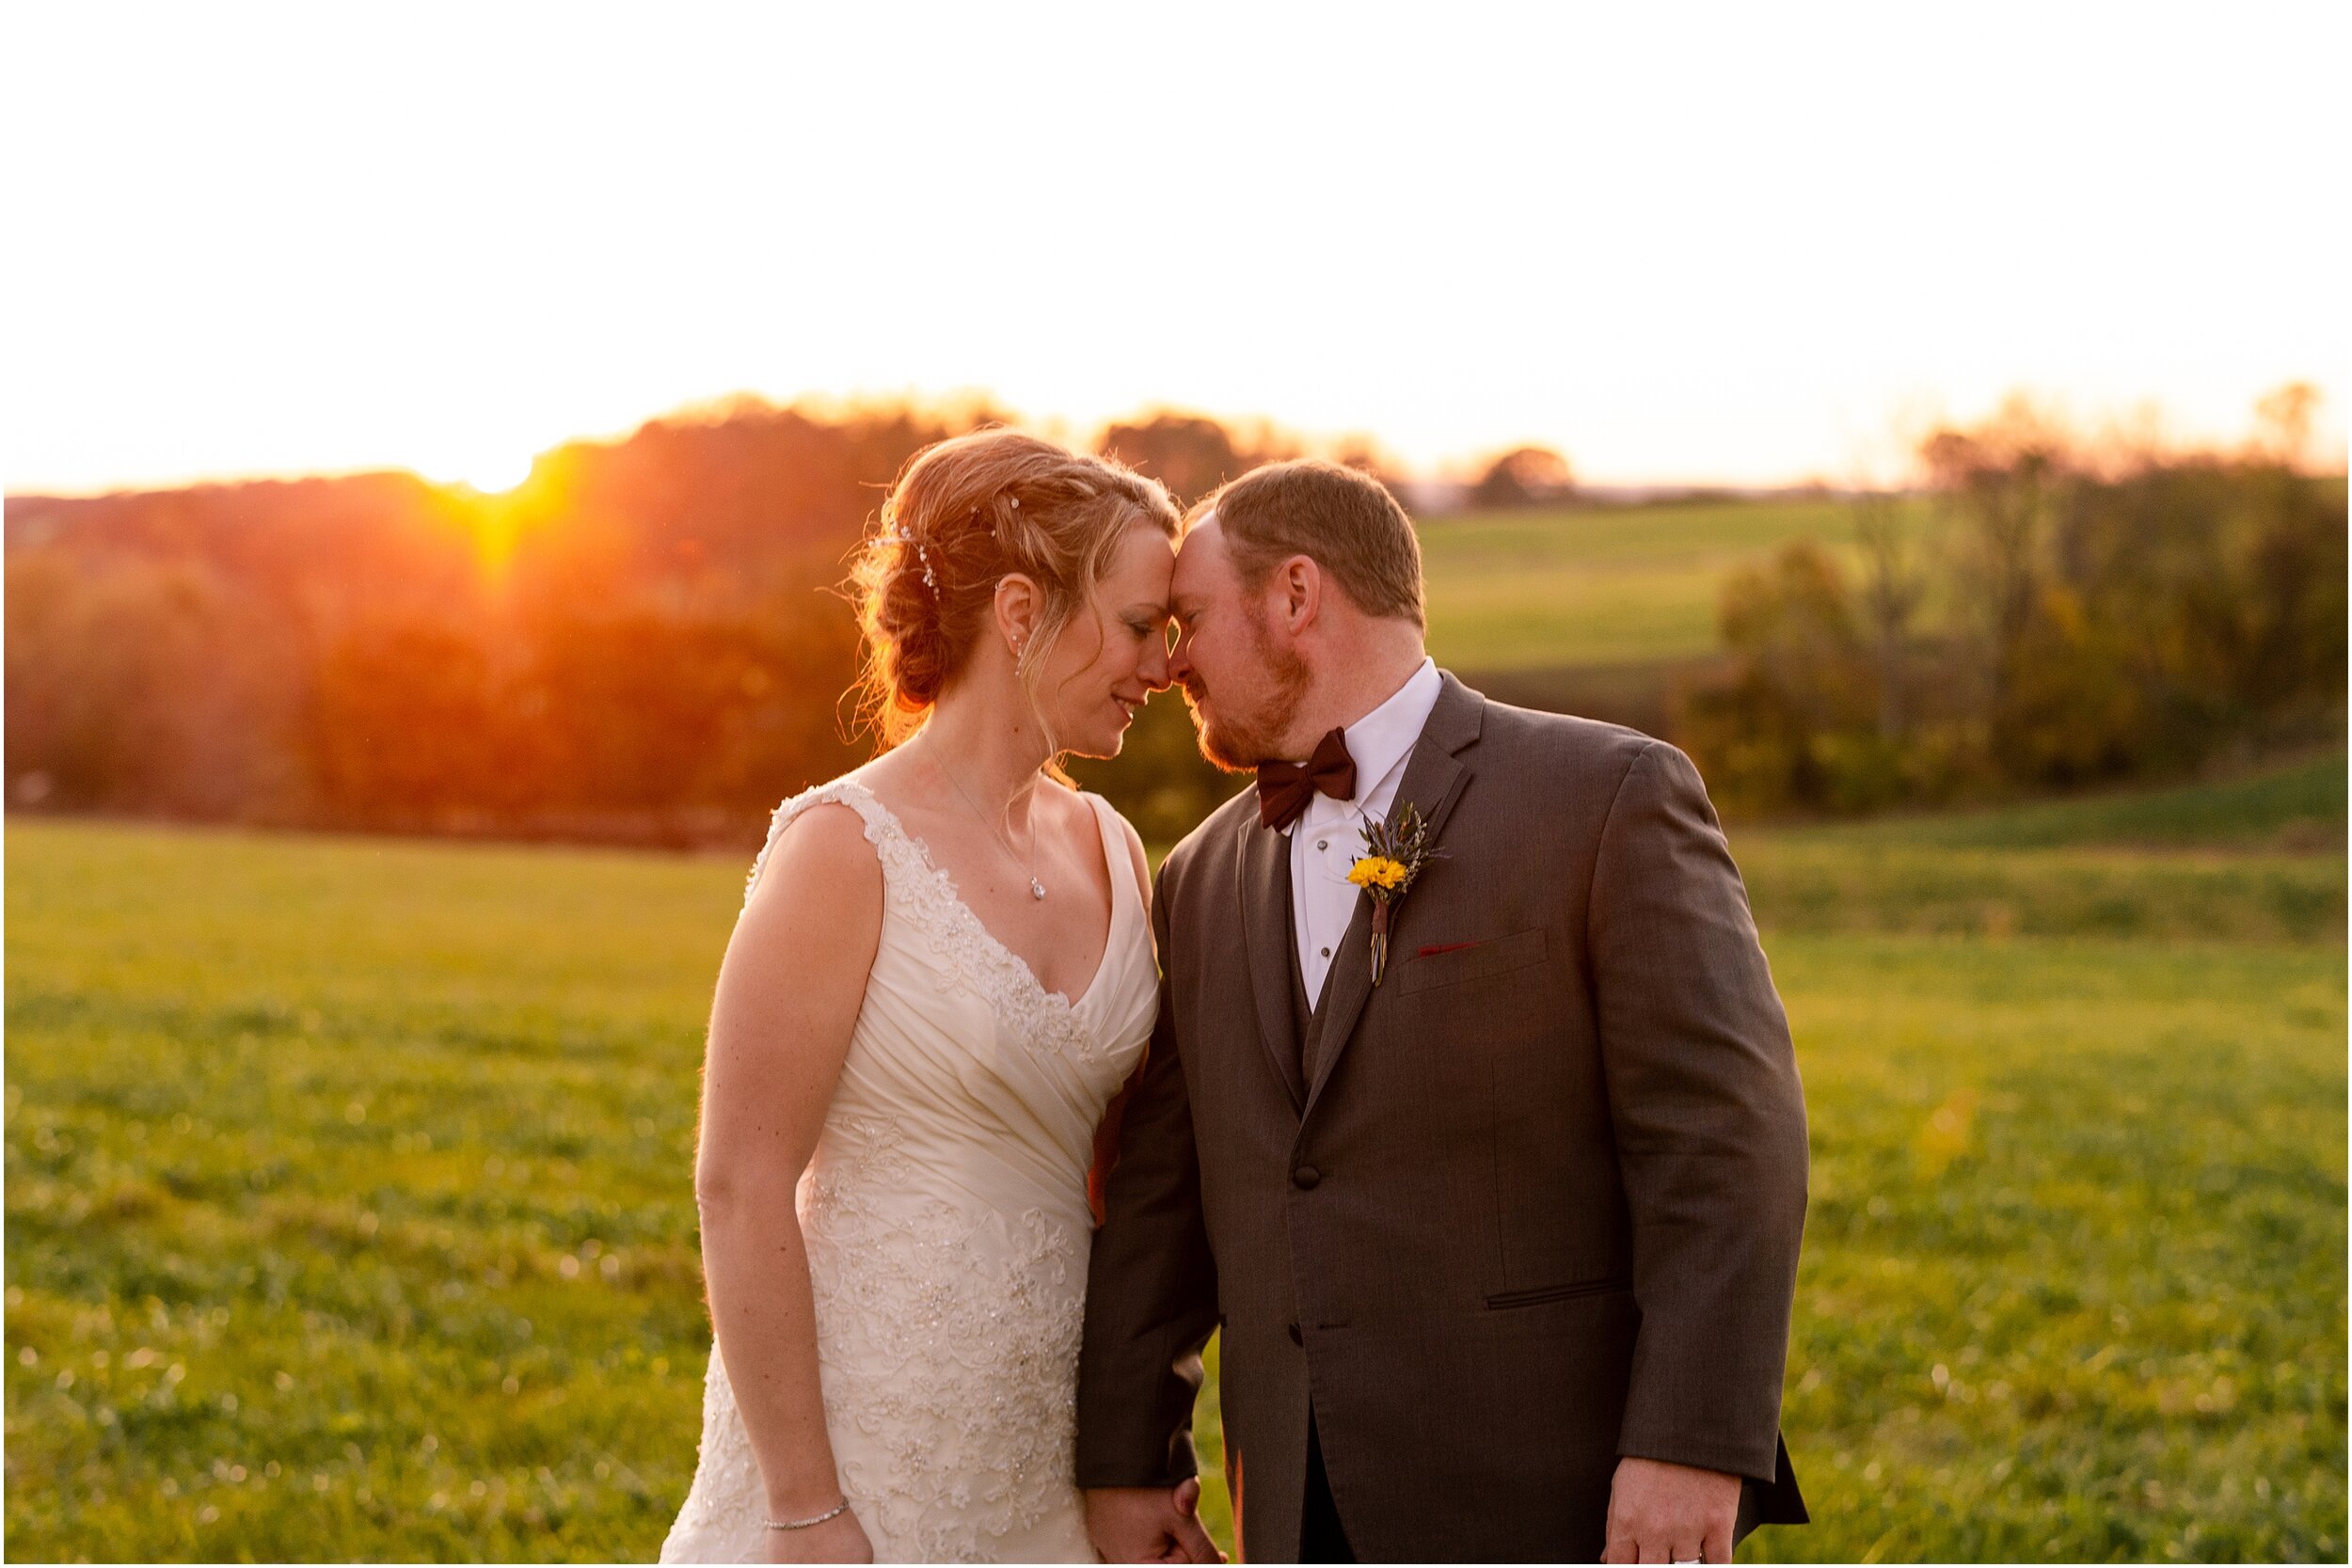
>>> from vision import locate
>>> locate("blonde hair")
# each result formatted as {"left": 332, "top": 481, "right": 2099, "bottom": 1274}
{"left": 850, "top": 429, "right": 1179, "bottom": 746}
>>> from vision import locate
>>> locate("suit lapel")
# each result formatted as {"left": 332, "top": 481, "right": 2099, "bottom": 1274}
{"left": 1302, "top": 672, "right": 1485, "bottom": 1116}
{"left": 1235, "top": 810, "right": 1309, "bottom": 1116}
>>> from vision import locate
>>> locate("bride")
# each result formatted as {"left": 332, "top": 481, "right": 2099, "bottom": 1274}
{"left": 660, "top": 431, "right": 1218, "bottom": 1563}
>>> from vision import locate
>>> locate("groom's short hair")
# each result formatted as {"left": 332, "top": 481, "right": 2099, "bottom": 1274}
{"left": 1194, "top": 459, "right": 1424, "bottom": 627}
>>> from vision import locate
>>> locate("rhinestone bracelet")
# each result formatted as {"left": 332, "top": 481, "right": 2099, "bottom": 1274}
{"left": 765, "top": 1498, "right": 850, "bottom": 1530}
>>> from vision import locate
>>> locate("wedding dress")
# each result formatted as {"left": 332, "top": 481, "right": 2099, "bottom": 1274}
{"left": 660, "top": 778, "right": 1156, "bottom": 1563}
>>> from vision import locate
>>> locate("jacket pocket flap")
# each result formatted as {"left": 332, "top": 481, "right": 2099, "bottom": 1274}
{"left": 1396, "top": 926, "right": 1548, "bottom": 994}
{"left": 1485, "top": 1275, "right": 1633, "bottom": 1309}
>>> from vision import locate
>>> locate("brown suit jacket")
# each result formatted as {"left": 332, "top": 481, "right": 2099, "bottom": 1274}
{"left": 1076, "top": 673, "right": 1809, "bottom": 1561}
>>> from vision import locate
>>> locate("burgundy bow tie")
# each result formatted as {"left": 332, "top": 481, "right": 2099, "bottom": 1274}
{"left": 1256, "top": 727, "right": 1358, "bottom": 831}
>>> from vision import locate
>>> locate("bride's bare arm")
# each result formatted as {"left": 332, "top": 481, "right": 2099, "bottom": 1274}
{"left": 694, "top": 802, "right": 884, "bottom": 1553}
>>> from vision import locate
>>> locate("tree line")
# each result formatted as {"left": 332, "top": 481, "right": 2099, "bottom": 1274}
{"left": 1678, "top": 388, "right": 2346, "bottom": 815}
{"left": 4, "top": 402, "right": 1327, "bottom": 846}
{"left": 9, "top": 388, "right": 2337, "bottom": 846}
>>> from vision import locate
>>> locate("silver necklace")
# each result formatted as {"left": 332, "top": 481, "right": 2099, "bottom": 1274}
{"left": 937, "top": 755, "right": 1048, "bottom": 900}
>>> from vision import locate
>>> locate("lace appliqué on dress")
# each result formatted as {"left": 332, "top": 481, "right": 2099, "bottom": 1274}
{"left": 802, "top": 1117, "right": 1086, "bottom": 1561}
{"left": 662, "top": 1338, "right": 761, "bottom": 1558}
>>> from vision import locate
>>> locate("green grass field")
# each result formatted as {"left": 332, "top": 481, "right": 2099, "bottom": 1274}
{"left": 1417, "top": 495, "right": 1937, "bottom": 672}
{"left": 6, "top": 753, "right": 2344, "bottom": 1560}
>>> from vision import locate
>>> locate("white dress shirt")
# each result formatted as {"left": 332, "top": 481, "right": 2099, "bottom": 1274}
{"left": 1286, "top": 657, "right": 1443, "bottom": 1004}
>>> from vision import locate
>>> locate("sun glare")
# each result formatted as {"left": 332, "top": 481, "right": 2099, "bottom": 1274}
{"left": 444, "top": 451, "right": 536, "bottom": 496}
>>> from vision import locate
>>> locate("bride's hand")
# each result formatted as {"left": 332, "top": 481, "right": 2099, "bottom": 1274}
{"left": 763, "top": 1507, "right": 873, "bottom": 1563}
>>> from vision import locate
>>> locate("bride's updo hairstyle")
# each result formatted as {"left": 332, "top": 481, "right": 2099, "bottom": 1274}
{"left": 850, "top": 429, "right": 1179, "bottom": 746}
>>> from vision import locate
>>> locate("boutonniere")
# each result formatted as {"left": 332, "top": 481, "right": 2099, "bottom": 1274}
{"left": 1346, "top": 801, "right": 1441, "bottom": 986}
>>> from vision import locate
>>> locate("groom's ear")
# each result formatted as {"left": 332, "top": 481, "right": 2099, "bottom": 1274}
{"left": 1273, "top": 553, "right": 1322, "bottom": 634}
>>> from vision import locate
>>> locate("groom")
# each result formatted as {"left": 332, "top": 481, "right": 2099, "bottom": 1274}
{"left": 1076, "top": 460, "right": 1809, "bottom": 1562}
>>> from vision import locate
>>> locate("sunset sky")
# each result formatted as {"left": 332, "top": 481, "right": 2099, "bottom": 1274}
{"left": 8, "top": 4, "right": 2344, "bottom": 496}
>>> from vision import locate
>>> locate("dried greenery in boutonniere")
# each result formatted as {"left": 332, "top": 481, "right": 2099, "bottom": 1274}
{"left": 1346, "top": 800, "right": 1441, "bottom": 985}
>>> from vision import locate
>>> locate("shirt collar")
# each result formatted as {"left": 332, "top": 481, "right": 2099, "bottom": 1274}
{"left": 1284, "top": 657, "right": 1442, "bottom": 835}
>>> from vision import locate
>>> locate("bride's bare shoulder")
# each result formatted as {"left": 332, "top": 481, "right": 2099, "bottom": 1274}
{"left": 830, "top": 753, "right": 929, "bottom": 823}
{"left": 746, "top": 785, "right": 886, "bottom": 920}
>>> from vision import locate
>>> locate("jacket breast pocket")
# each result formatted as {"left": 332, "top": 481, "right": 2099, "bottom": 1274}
{"left": 1395, "top": 927, "right": 1548, "bottom": 995}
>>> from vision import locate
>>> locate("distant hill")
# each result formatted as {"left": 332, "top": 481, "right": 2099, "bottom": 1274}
{"left": 1781, "top": 749, "right": 2346, "bottom": 854}
{"left": 1419, "top": 495, "right": 1936, "bottom": 671}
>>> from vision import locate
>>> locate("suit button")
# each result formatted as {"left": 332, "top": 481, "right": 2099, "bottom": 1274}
{"left": 1293, "top": 1165, "right": 1321, "bottom": 1190}
{"left": 1287, "top": 1323, "right": 1303, "bottom": 1345}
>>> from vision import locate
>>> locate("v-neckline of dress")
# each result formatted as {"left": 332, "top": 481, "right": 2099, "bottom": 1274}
{"left": 834, "top": 778, "right": 1127, "bottom": 1015}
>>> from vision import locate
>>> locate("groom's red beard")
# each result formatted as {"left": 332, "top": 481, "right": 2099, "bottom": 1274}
{"left": 1182, "top": 614, "right": 1311, "bottom": 773}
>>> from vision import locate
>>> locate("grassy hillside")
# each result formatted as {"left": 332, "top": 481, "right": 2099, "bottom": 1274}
{"left": 1727, "top": 750, "right": 2347, "bottom": 944}
{"left": 5, "top": 767, "right": 2342, "bottom": 1560}
{"left": 1418, "top": 495, "right": 1935, "bottom": 672}
{"left": 1788, "top": 750, "right": 2345, "bottom": 853}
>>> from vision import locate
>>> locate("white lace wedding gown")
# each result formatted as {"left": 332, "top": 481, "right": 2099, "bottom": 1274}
{"left": 660, "top": 779, "right": 1156, "bottom": 1563}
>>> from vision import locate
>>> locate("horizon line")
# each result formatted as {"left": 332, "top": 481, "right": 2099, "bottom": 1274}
{"left": 8, "top": 383, "right": 2344, "bottom": 504}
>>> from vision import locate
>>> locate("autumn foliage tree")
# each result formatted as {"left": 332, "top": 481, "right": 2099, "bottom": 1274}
{"left": 5, "top": 402, "right": 953, "bottom": 839}
{"left": 1470, "top": 445, "right": 1574, "bottom": 509}
{"left": 4, "top": 398, "right": 1291, "bottom": 845}
{"left": 1680, "top": 393, "right": 2347, "bottom": 816}
{"left": 1094, "top": 412, "right": 1298, "bottom": 509}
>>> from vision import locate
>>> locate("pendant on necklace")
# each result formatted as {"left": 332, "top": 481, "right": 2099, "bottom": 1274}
{"left": 1030, "top": 877, "right": 1047, "bottom": 900}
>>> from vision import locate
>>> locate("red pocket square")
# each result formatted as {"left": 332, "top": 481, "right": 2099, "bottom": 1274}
{"left": 1416, "top": 941, "right": 1482, "bottom": 958}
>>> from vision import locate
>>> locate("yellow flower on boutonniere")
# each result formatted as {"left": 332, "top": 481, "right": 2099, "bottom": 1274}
{"left": 1348, "top": 802, "right": 1441, "bottom": 985}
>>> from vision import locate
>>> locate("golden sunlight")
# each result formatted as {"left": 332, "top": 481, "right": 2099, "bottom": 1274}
{"left": 440, "top": 449, "right": 536, "bottom": 496}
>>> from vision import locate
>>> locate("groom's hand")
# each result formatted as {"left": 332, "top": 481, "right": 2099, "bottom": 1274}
{"left": 1602, "top": 1456, "right": 1740, "bottom": 1564}
{"left": 1084, "top": 1478, "right": 1225, "bottom": 1563}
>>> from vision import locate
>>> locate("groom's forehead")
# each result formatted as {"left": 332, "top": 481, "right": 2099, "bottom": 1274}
{"left": 1171, "top": 514, "right": 1227, "bottom": 591}
{"left": 1175, "top": 513, "right": 1227, "bottom": 567}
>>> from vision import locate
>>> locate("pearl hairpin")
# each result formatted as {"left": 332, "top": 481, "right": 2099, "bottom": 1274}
{"left": 880, "top": 526, "right": 935, "bottom": 592}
